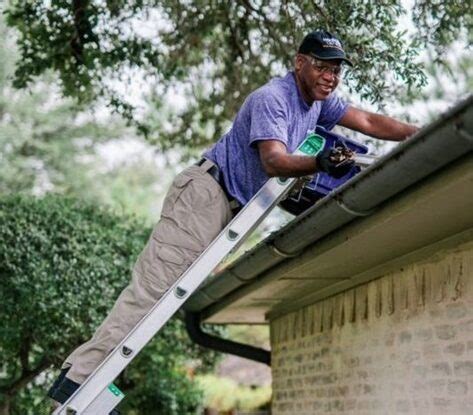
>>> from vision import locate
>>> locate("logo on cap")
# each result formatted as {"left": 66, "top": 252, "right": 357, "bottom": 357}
{"left": 322, "top": 37, "right": 343, "bottom": 51}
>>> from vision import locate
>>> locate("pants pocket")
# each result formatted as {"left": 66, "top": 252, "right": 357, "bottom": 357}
{"left": 161, "top": 173, "right": 194, "bottom": 218}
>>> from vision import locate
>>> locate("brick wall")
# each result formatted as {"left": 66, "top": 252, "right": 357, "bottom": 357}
{"left": 270, "top": 240, "right": 473, "bottom": 414}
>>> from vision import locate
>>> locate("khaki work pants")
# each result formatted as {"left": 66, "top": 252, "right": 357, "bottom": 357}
{"left": 63, "top": 162, "right": 233, "bottom": 383}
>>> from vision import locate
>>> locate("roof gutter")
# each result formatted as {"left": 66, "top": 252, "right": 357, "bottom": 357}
{"left": 184, "top": 95, "right": 473, "bottom": 321}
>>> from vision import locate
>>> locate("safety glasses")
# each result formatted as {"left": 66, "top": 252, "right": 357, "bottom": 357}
{"left": 306, "top": 56, "right": 344, "bottom": 78}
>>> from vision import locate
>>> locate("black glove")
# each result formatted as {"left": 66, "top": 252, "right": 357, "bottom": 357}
{"left": 316, "top": 145, "right": 355, "bottom": 179}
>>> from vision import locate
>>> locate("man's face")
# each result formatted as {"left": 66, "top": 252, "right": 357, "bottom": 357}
{"left": 295, "top": 54, "right": 343, "bottom": 103}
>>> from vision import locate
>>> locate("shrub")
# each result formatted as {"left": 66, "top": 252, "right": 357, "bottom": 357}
{"left": 0, "top": 195, "right": 218, "bottom": 414}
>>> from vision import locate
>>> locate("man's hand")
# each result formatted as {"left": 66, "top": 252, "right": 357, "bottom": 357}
{"left": 316, "top": 145, "right": 355, "bottom": 178}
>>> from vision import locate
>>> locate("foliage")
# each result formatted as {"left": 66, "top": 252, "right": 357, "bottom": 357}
{"left": 227, "top": 324, "right": 269, "bottom": 348}
{"left": 5, "top": 1, "right": 471, "bottom": 150}
{"left": 0, "top": 15, "right": 127, "bottom": 197}
{"left": 0, "top": 195, "right": 221, "bottom": 414}
{"left": 0, "top": 16, "right": 176, "bottom": 225}
{"left": 197, "top": 374, "right": 271, "bottom": 412}
{"left": 412, "top": 0, "right": 472, "bottom": 58}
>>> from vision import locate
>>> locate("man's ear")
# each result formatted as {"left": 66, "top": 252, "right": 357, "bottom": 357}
{"left": 294, "top": 54, "right": 305, "bottom": 72}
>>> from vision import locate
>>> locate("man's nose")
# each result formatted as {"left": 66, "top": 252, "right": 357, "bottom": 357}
{"left": 322, "top": 70, "right": 336, "bottom": 81}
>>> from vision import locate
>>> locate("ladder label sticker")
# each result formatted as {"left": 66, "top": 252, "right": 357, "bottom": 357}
{"left": 108, "top": 383, "right": 124, "bottom": 398}
{"left": 298, "top": 134, "right": 325, "bottom": 156}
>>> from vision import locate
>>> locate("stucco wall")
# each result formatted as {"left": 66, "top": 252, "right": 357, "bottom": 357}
{"left": 270, "top": 239, "right": 473, "bottom": 414}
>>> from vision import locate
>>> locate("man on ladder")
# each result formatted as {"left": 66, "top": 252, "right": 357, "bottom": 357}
{"left": 48, "top": 30, "right": 418, "bottom": 411}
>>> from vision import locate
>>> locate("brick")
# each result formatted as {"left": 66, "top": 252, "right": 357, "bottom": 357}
{"left": 324, "top": 399, "right": 344, "bottom": 411}
{"left": 413, "top": 380, "right": 427, "bottom": 392}
{"left": 314, "top": 388, "right": 326, "bottom": 398}
{"left": 429, "top": 308, "right": 444, "bottom": 318}
{"left": 345, "top": 399, "right": 357, "bottom": 410}
{"left": 356, "top": 400, "right": 371, "bottom": 410}
{"left": 423, "top": 343, "right": 441, "bottom": 359}
{"left": 357, "top": 370, "right": 369, "bottom": 380}
{"left": 414, "top": 328, "right": 433, "bottom": 341}
{"left": 458, "top": 319, "right": 473, "bottom": 332}
{"left": 294, "top": 353, "right": 303, "bottom": 363}
{"left": 454, "top": 361, "right": 473, "bottom": 376}
{"left": 362, "top": 355, "right": 373, "bottom": 365}
{"left": 435, "top": 324, "right": 457, "bottom": 340}
{"left": 344, "top": 357, "right": 360, "bottom": 368}
{"left": 357, "top": 399, "right": 382, "bottom": 410}
{"left": 446, "top": 302, "right": 468, "bottom": 319}
{"left": 326, "top": 386, "right": 349, "bottom": 398}
{"left": 428, "top": 379, "right": 446, "bottom": 394}
{"left": 412, "top": 365, "right": 429, "bottom": 377}
{"left": 448, "top": 380, "right": 468, "bottom": 396}
{"left": 275, "top": 391, "right": 287, "bottom": 400}
{"left": 396, "top": 400, "right": 411, "bottom": 412}
{"left": 413, "top": 399, "right": 430, "bottom": 410}
{"left": 433, "top": 398, "right": 452, "bottom": 408}
{"left": 311, "top": 401, "right": 323, "bottom": 410}
{"left": 399, "top": 330, "right": 412, "bottom": 344}
{"left": 403, "top": 351, "right": 421, "bottom": 364}
{"left": 295, "top": 379, "right": 304, "bottom": 388}
{"left": 277, "top": 402, "right": 294, "bottom": 411}
{"left": 385, "top": 332, "right": 396, "bottom": 347}
{"left": 458, "top": 399, "right": 473, "bottom": 413}
{"left": 444, "top": 342, "right": 465, "bottom": 356}
{"left": 338, "top": 386, "right": 349, "bottom": 397}
{"left": 392, "top": 382, "right": 406, "bottom": 393}
{"left": 354, "top": 383, "right": 375, "bottom": 395}
{"left": 432, "top": 362, "right": 451, "bottom": 376}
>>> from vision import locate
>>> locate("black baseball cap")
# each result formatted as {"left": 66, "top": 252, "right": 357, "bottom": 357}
{"left": 298, "top": 30, "right": 353, "bottom": 66}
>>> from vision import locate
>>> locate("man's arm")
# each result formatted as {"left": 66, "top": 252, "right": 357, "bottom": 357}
{"left": 339, "top": 106, "right": 419, "bottom": 142}
{"left": 258, "top": 140, "right": 318, "bottom": 177}
{"left": 258, "top": 138, "right": 356, "bottom": 178}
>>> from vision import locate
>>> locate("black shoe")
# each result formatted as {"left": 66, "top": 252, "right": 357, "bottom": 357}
{"left": 47, "top": 367, "right": 72, "bottom": 400}
{"left": 48, "top": 375, "right": 80, "bottom": 404}
{"left": 47, "top": 369, "right": 121, "bottom": 414}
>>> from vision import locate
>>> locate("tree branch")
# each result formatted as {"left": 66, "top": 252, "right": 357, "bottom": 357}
{"left": 1, "top": 358, "right": 51, "bottom": 396}
{"left": 225, "top": 6, "right": 246, "bottom": 60}
{"left": 70, "top": 0, "right": 98, "bottom": 65}
{"left": 19, "top": 336, "right": 31, "bottom": 373}
{"left": 71, "top": 0, "right": 88, "bottom": 63}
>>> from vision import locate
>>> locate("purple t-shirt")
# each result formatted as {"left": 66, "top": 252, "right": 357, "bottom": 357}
{"left": 204, "top": 71, "right": 348, "bottom": 205}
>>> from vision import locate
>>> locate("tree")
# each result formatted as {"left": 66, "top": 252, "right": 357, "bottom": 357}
{"left": 4, "top": 1, "right": 471, "bottom": 150}
{"left": 0, "top": 195, "right": 219, "bottom": 415}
